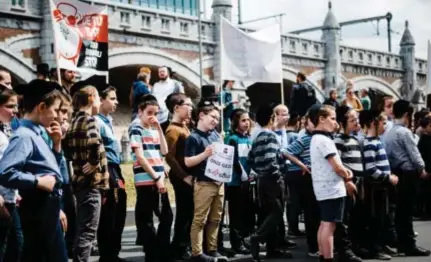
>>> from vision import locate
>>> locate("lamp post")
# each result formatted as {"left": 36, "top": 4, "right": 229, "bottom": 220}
{"left": 197, "top": 0, "right": 204, "bottom": 87}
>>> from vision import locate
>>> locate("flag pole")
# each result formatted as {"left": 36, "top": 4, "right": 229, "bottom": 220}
{"left": 279, "top": 15, "right": 284, "bottom": 105}
{"left": 219, "top": 15, "right": 225, "bottom": 139}
{"left": 49, "top": 0, "right": 62, "bottom": 86}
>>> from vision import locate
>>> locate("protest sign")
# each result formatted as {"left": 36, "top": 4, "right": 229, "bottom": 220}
{"left": 205, "top": 143, "right": 234, "bottom": 183}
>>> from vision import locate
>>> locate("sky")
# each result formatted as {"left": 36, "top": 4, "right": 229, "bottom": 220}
{"left": 204, "top": 0, "right": 430, "bottom": 59}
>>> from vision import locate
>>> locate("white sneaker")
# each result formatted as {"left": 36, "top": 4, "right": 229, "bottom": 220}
{"left": 308, "top": 251, "right": 320, "bottom": 257}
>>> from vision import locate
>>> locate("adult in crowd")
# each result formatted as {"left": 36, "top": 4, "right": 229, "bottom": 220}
{"left": 152, "top": 66, "right": 184, "bottom": 132}
{"left": 130, "top": 67, "right": 152, "bottom": 120}
{"left": 323, "top": 89, "right": 339, "bottom": 109}
{"left": 36, "top": 63, "right": 50, "bottom": 81}
{"left": 0, "top": 70, "right": 12, "bottom": 89}
{"left": 360, "top": 89, "right": 371, "bottom": 110}
{"left": 342, "top": 83, "right": 363, "bottom": 111}
{"left": 289, "top": 72, "right": 317, "bottom": 117}
{"left": 60, "top": 69, "right": 76, "bottom": 94}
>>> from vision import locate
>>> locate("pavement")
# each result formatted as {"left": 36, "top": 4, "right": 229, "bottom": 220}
{"left": 83, "top": 220, "right": 431, "bottom": 262}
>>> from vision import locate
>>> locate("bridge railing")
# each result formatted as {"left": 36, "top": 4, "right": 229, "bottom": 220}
{"left": 339, "top": 45, "right": 404, "bottom": 71}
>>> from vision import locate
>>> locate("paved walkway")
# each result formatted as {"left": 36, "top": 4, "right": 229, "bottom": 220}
{"left": 84, "top": 221, "right": 431, "bottom": 262}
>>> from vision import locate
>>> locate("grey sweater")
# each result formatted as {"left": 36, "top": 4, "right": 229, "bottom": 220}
{"left": 382, "top": 123, "right": 424, "bottom": 171}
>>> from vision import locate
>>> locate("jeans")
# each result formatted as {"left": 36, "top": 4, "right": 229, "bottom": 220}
{"left": 62, "top": 183, "right": 76, "bottom": 256}
{"left": 0, "top": 203, "right": 23, "bottom": 262}
{"left": 73, "top": 188, "right": 102, "bottom": 262}
{"left": 19, "top": 190, "right": 67, "bottom": 262}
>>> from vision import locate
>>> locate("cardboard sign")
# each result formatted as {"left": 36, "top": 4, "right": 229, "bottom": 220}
{"left": 205, "top": 143, "right": 234, "bottom": 183}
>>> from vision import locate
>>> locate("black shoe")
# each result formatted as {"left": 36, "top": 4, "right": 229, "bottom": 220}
{"left": 279, "top": 239, "right": 297, "bottom": 249}
{"left": 372, "top": 252, "right": 392, "bottom": 260}
{"left": 233, "top": 245, "right": 250, "bottom": 255}
{"left": 207, "top": 251, "right": 228, "bottom": 261}
{"left": 287, "top": 230, "right": 306, "bottom": 237}
{"left": 399, "top": 246, "right": 431, "bottom": 256}
{"left": 266, "top": 250, "right": 293, "bottom": 259}
{"left": 174, "top": 249, "right": 192, "bottom": 260}
{"left": 244, "top": 236, "right": 260, "bottom": 261}
{"left": 383, "top": 246, "right": 397, "bottom": 256}
{"left": 339, "top": 251, "right": 362, "bottom": 262}
{"left": 190, "top": 254, "right": 217, "bottom": 262}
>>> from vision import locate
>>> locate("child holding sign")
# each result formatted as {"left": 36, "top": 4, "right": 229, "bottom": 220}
{"left": 184, "top": 101, "right": 227, "bottom": 262}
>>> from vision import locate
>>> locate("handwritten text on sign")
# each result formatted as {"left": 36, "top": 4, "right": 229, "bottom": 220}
{"left": 205, "top": 144, "right": 234, "bottom": 183}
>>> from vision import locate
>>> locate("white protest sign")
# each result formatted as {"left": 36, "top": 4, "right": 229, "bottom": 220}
{"left": 205, "top": 143, "right": 234, "bottom": 183}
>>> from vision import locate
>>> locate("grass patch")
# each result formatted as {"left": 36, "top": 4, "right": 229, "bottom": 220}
{"left": 121, "top": 163, "right": 176, "bottom": 208}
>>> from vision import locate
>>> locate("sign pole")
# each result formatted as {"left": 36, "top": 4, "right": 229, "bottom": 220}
{"left": 219, "top": 15, "right": 225, "bottom": 139}
{"left": 49, "top": 0, "right": 62, "bottom": 86}
{"left": 279, "top": 15, "right": 285, "bottom": 105}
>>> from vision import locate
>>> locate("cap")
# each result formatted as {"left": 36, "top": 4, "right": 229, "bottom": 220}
{"left": 17, "top": 79, "right": 62, "bottom": 100}
{"left": 336, "top": 105, "right": 351, "bottom": 124}
{"left": 307, "top": 104, "right": 323, "bottom": 124}
{"left": 36, "top": 63, "right": 50, "bottom": 75}
{"left": 69, "top": 75, "right": 110, "bottom": 97}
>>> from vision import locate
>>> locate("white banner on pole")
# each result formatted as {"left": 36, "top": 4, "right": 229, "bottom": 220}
{"left": 427, "top": 40, "right": 431, "bottom": 94}
{"left": 204, "top": 143, "right": 234, "bottom": 183}
{"left": 50, "top": 0, "right": 108, "bottom": 76}
{"left": 220, "top": 17, "right": 282, "bottom": 83}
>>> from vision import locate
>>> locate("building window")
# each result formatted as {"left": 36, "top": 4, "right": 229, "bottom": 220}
{"left": 314, "top": 44, "right": 319, "bottom": 54}
{"left": 161, "top": 18, "right": 170, "bottom": 31}
{"left": 11, "top": 0, "right": 25, "bottom": 7}
{"left": 166, "top": 0, "right": 175, "bottom": 11}
{"left": 395, "top": 58, "right": 398, "bottom": 65}
{"left": 120, "top": 12, "right": 130, "bottom": 24}
{"left": 200, "top": 25, "right": 206, "bottom": 38}
{"left": 419, "top": 62, "right": 423, "bottom": 70}
{"left": 386, "top": 56, "right": 390, "bottom": 65}
{"left": 51, "top": 43, "right": 54, "bottom": 54}
{"left": 359, "top": 52, "right": 363, "bottom": 60}
{"left": 141, "top": 16, "right": 151, "bottom": 28}
{"left": 377, "top": 55, "right": 381, "bottom": 64}
{"left": 290, "top": 41, "right": 296, "bottom": 51}
{"left": 348, "top": 50, "right": 353, "bottom": 59}
{"left": 339, "top": 49, "right": 343, "bottom": 56}
{"left": 175, "top": 0, "right": 184, "bottom": 13}
{"left": 368, "top": 54, "right": 372, "bottom": 62}
{"left": 149, "top": 0, "right": 158, "bottom": 8}
{"left": 180, "top": 22, "right": 189, "bottom": 35}
{"left": 302, "top": 43, "right": 308, "bottom": 52}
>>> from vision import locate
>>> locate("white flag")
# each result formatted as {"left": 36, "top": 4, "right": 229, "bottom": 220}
{"left": 427, "top": 40, "right": 431, "bottom": 94}
{"left": 220, "top": 17, "right": 282, "bottom": 83}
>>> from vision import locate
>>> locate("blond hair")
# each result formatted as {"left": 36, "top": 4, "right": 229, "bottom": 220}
{"left": 72, "top": 85, "right": 98, "bottom": 111}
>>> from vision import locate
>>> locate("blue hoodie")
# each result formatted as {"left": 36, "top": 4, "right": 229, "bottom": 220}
{"left": 132, "top": 80, "right": 150, "bottom": 117}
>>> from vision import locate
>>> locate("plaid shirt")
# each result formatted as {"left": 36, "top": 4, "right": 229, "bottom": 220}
{"left": 63, "top": 111, "right": 109, "bottom": 191}
{"left": 0, "top": 122, "right": 12, "bottom": 138}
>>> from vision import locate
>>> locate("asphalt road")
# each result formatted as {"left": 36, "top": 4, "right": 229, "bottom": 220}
{"left": 84, "top": 221, "right": 431, "bottom": 262}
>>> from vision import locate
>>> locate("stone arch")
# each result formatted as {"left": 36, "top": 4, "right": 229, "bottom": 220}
{"left": 109, "top": 46, "right": 210, "bottom": 89}
{"left": 307, "top": 69, "right": 348, "bottom": 86}
{"left": 350, "top": 75, "right": 401, "bottom": 99}
{"left": 0, "top": 47, "right": 35, "bottom": 83}
{"left": 5, "top": 33, "right": 40, "bottom": 52}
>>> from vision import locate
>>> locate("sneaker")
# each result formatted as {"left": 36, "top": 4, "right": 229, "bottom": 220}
{"left": 373, "top": 252, "right": 392, "bottom": 260}
{"left": 207, "top": 251, "right": 228, "bottom": 261}
{"left": 308, "top": 251, "right": 320, "bottom": 257}
{"left": 340, "top": 251, "right": 362, "bottom": 262}
{"left": 233, "top": 245, "right": 250, "bottom": 255}
{"left": 190, "top": 253, "right": 217, "bottom": 262}
{"left": 383, "top": 246, "right": 397, "bottom": 256}
{"left": 244, "top": 236, "right": 260, "bottom": 261}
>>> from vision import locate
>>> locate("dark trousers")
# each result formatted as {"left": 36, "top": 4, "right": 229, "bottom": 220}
{"left": 62, "top": 183, "right": 76, "bottom": 256}
{"left": 97, "top": 164, "right": 127, "bottom": 261}
{"left": 19, "top": 190, "right": 67, "bottom": 262}
{"left": 302, "top": 174, "right": 320, "bottom": 253}
{"left": 135, "top": 186, "right": 173, "bottom": 262}
{"left": 0, "top": 203, "right": 23, "bottom": 262}
{"left": 97, "top": 188, "right": 127, "bottom": 261}
{"left": 226, "top": 185, "right": 250, "bottom": 249}
{"left": 254, "top": 177, "right": 285, "bottom": 252}
{"left": 348, "top": 194, "right": 368, "bottom": 249}
{"left": 286, "top": 170, "right": 306, "bottom": 233}
{"left": 393, "top": 169, "right": 420, "bottom": 250}
{"left": 73, "top": 188, "right": 102, "bottom": 262}
{"left": 170, "top": 174, "right": 194, "bottom": 255}
{"left": 334, "top": 197, "right": 354, "bottom": 255}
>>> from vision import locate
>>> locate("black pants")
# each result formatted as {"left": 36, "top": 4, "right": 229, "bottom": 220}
{"left": 393, "top": 169, "right": 420, "bottom": 250}
{"left": 97, "top": 164, "right": 127, "bottom": 261}
{"left": 135, "top": 186, "right": 173, "bottom": 262}
{"left": 254, "top": 177, "right": 285, "bottom": 252}
{"left": 226, "top": 185, "right": 250, "bottom": 250}
{"left": 62, "top": 183, "right": 76, "bottom": 256}
{"left": 334, "top": 197, "right": 354, "bottom": 255}
{"left": 348, "top": 194, "right": 368, "bottom": 249}
{"left": 19, "top": 190, "right": 67, "bottom": 262}
{"left": 170, "top": 174, "right": 194, "bottom": 255}
{"left": 286, "top": 170, "right": 306, "bottom": 233}
{"left": 302, "top": 174, "right": 320, "bottom": 253}
{"left": 0, "top": 203, "right": 23, "bottom": 262}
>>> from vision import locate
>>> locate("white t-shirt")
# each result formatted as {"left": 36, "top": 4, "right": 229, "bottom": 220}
{"left": 310, "top": 133, "right": 346, "bottom": 201}
{"left": 152, "top": 79, "right": 183, "bottom": 124}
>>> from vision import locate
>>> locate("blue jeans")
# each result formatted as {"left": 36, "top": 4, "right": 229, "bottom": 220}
{"left": 0, "top": 203, "right": 23, "bottom": 262}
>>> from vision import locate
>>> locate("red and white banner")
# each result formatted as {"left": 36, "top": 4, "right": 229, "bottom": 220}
{"left": 50, "top": 0, "right": 108, "bottom": 75}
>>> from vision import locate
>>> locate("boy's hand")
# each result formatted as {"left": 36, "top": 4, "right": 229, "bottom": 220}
{"left": 345, "top": 181, "right": 357, "bottom": 197}
{"left": 183, "top": 175, "right": 193, "bottom": 186}
{"left": 204, "top": 145, "right": 215, "bottom": 158}
{"left": 149, "top": 116, "right": 161, "bottom": 129}
{"left": 60, "top": 210, "right": 68, "bottom": 232}
{"left": 389, "top": 174, "right": 399, "bottom": 185}
{"left": 0, "top": 195, "right": 4, "bottom": 207}
{"left": 156, "top": 178, "right": 166, "bottom": 193}
{"left": 36, "top": 176, "right": 56, "bottom": 192}
{"left": 47, "top": 121, "right": 62, "bottom": 146}
{"left": 83, "top": 163, "right": 98, "bottom": 174}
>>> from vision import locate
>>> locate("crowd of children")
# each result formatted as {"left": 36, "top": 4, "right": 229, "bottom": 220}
{"left": 1, "top": 75, "right": 431, "bottom": 262}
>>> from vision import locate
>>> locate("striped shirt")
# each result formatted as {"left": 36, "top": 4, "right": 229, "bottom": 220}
{"left": 63, "top": 111, "right": 109, "bottom": 191}
{"left": 286, "top": 130, "right": 299, "bottom": 145}
{"left": 363, "top": 136, "right": 390, "bottom": 183}
{"left": 129, "top": 123, "right": 165, "bottom": 186}
{"left": 286, "top": 132, "right": 312, "bottom": 171}
{"left": 334, "top": 134, "right": 364, "bottom": 175}
{"left": 247, "top": 129, "right": 286, "bottom": 178}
